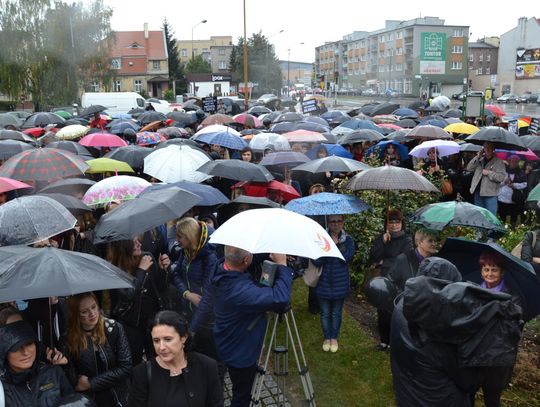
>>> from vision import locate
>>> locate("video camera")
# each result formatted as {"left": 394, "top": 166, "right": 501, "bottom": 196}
{"left": 259, "top": 258, "right": 306, "bottom": 287}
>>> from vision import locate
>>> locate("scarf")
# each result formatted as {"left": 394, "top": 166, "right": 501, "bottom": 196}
{"left": 183, "top": 221, "right": 209, "bottom": 262}
{"left": 481, "top": 279, "right": 505, "bottom": 292}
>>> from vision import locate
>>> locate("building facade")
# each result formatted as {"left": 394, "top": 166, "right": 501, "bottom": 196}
{"left": 315, "top": 17, "right": 469, "bottom": 98}
{"left": 468, "top": 38, "right": 499, "bottom": 94}
{"left": 177, "top": 36, "right": 233, "bottom": 73}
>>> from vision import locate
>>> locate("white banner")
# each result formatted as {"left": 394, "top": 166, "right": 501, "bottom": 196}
{"left": 419, "top": 61, "right": 445, "bottom": 75}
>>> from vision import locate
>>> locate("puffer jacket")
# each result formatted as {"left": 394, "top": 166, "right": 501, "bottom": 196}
{"left": 67, "top": 318, "right": 132, "bottom": 404}
{"left": 313, "top": 230, "right": 355, "bottom": 300}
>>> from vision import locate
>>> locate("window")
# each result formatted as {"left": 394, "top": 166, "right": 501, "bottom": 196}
{"left": 113, "top": 80, "right": 121, "bottom": 92}
{"left": 395, "top": 63, "right": 403, "bottom": 71}
{"left": 479, "top": 54, "right": 483, "bottom": 62}
{"left": 111, "top": 58, "right": 121, "bottom": 69}
{"left": 451, "top": 61, "right": 463, "bottom": 70}
{"left": 193, "top": 48, "right": 198, "bottom": 55}
{"left": 379, "top": 65, "right": 385, "bottom": 72}
{"left": 181, "top": 49, "right": 187, "bottom": 57}
{"left": 477, "top": 67, "right": 483, "bottom": 74}
{"left": 452, "top": 46, "right": 463, "bottom": 54}
{"left": 360, "top": 40, "right": 366, "bottom": 47}
{"left": 219, "top": 60, "right": 227, "bottom": 69}
{"left": 486, "top": 54, "right": 491, "bottom": 62}
{"left": 396, "top": 48, "right": 403, "bottom": 55}
{"left": 485, "top": 67, "right": 490, "bottom": 74}
{"left": 219, "top": 48, "right": 225, "bottom": 55}
{"left": 379, "top": 36, "right": 384, "bottom": 43}
{"left": 397, "top": 31, "right": 403, "bottom": 39}
{"left": 152, "top": 60, "right": 160, "bottom": 70}
{"left": 404, "top": 78, "right": 411, "bottom": 93}
{"left": 202, "top": 48, "right": 209, "bottom": 53}
{"left": 91, "top": 81, "right": 99, "bottom": 92}
{"left": 389, "top": 33, "right": 393, "bottom": 41}
{"left": 453, "top": 29, "right": 464, "bottom": 37}
{"left": 469, "top": 54, "right": 474, "bottom": 62}
{"left": 134, "top": 79, "right": 143, "bottom": 92}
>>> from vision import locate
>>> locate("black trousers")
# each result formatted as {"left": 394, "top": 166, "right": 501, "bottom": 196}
{"left": 377, "top": 309, "right": 392, "bottom": 345}
{"left": 227, "top": 364, "right": 257, "bottom": 407}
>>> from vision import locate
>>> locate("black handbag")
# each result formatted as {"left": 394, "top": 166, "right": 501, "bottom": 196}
{"left": 512, "top": 188, "right": 526, "bottom": 205}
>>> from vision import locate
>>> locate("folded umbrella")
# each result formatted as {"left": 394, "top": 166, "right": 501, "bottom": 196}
{"left": 285, "top": 192, "right": 370, "bottom": 215}
{"left": 197, "top": 159, "right": 274, "bottom": 182}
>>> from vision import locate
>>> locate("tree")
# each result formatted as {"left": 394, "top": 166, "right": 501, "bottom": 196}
{"left": 185, "top": 55, "right": 211, "bottom": 74}
{"left": 162, "top": 18, "right": 185, "bottom": 95}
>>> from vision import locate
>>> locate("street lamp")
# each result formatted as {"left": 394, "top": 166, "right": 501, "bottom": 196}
{"left": 265, "top": 29, "right": 284, "bottom": 91}
{"left": 287, "top": 42, "right": 304, "bottom": 97}
{"left": 191, "top": 19, "right": 207, "bottom": 61}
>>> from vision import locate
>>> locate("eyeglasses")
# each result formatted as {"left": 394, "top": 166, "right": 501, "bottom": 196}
{"left": 328, "top": 220, "right": 344, "bottom": 224}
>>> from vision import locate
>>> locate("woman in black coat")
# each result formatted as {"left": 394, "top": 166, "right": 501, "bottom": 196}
{"left": 128, "top": 311, "right": 223, "bottom": 407}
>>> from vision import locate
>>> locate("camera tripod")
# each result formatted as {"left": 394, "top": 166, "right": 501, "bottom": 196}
{"left": 250, "top": 307, "right": 316, "bottom": 407}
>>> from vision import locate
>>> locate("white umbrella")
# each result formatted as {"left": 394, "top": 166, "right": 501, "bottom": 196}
{"left": 56, "top": 124, "right": 89, "bottom": 140}
{"left": 430, "top": 95, "right": 451, "bottom": 111}
{"left": 209, "top": 208, "right": 345, "bottom": 260}
{"left": 249, "top": 133, "right": 291, "bottom": 151}
{"left": 143, "top": 145, "right": 211, "bottom": 183}
{"left": 194, "top": 124, "right": 241, "bottom": 137}
{"left": 409, "top": 140, "right": 461, "bottom": 159}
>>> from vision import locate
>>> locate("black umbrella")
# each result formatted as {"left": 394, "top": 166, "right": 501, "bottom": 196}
{"left": 0, "top": 113, "right": 21, "bottom": 129}
{"left": 231, "top": 195, "right": 280, "bottom": 208}
{"left": 321, "top": 132, "right": 338, "bottom": 144}
{"left": 127, "top": 107, "right": 145, "bottom": 116}
{"left": 460, "top": 143, "right": 483, "bottom": 153}
{"left": 140, "top": 181, "right": 229, "bottom": 206}
{"left": 408, "top": 100, "right": 427, "bottom": 110}
{"left": 465, "top": 126, "right": 527, "bottom": 151}
{"left": 45, "top": 141, "right": 91, "bottom": 156}
{"left": 438, "top": 237, "right": 540, "bottom": 321}
{"left": 359, "top": 104, "right": 380, "bottom": 116}
{"left": 38, "top": 178, "right": 96, "bottom": 195}
{"left": 240, "top": 129, "right": 262, "bottom": 136}
{"left": 65, "top": 118, "right": 89, "bottom": 126}
{"left": 80, "top": 105, "right": 107, "bottom": 117}
{"left": 158, "top": 127, "right": 188, "bottom": 139}
{"left": 394, "top": 118, "right": 417, "bottom": 129}
{"left": 338, "top": 129, "right": 384, "bottom": 145}
{"left": 106, "top": 119, "right": 140, "bottom": 135}
{"left": 0, "top": 139, "right": 36, "bottom": 160}
{"left": 444, "top": 109, "right": 463, "bottom": 118}
{"left": 292, "top": 155, "right": 371, "bottom": 173}
{"left": 329, "top": 116, "right": 353, "bottom": 126}
{"left": 166, "top": 111, "right": 197, "bottom": 126}
{"left": 0, "top": 246, "right": 133, "bottom": 302}
{"left": 93, "top": 187, "right": 201, "bottom": 243}
{"left": 385, "top": 129, "right": 412, "bottom": 143}
{"left": 294, "top": 122, "right": 329, "bottom": 133}
{"left": 104, "top": 145, "right": 152, "bottom": 169}
{"left": 347, "top": 165, "right": 439, "bottom": 193}
{"left": 247, "top": 106, "right": 272, "bottom": 117}
{"left": 0, "top": 129, "right": 36, "bottom": 143}
{"left": 137, "top": 111, "right": 167, "bottom": 125}
{"left": 273, "top": 112, "right": 303, "bottom": 123}
{"left": 269, "top": 122, "right": 296, "bottom": 134}
{"left": 197, "top": 159, "right": 274, "bottom": 182}
{"left": 303, "top": 116, "right": 330, "bottom": 127}
{"left": 21, "top": 112, "right": 65, "bottom": 129}
{"left": 36, "top": 193, "right": 91, "bottom": 214}
{"left": 369, "top": 102, "right": 401, "bottom": 117}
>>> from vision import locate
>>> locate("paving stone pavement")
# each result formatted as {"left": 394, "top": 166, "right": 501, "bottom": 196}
{"left": 223, "top": 372, "right": 292, "bottom": 407}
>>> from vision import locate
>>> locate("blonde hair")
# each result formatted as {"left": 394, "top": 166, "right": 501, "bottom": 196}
{"left": 176, "top": 217, "right": 201, "bottom": 251}
{"left": 67, "top": 293, "right": 106, "bottom": 359}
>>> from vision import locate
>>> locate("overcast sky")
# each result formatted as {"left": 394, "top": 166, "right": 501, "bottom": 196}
{"left": 96, "top": 0, "right": 533, "bottom": 63}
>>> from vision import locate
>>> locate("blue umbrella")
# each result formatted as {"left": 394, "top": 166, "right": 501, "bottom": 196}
{"left": 438, "top": 237, "right": 540, "bottom": 322}
{"left": 321, "top": 110, "right": 349, "bottom": 122}
{"left": 418, "top": 118, "right": 448, "bottom": 128}
{"left": 306, "top": 143, "right": 353, "bottom": 159}
{"left": 365, "top": 140, "right": 409, "bottom": 161}
{"left": 392, "top": 108, "right": 419, "bottom": 118}
{"left": 285, "top": 192, "right": 370, "bottom": 215}
{"left": 140, "top": 181, "right": 229, "bottom": 206}
{"left": 339, "top": 119, "right": 380, "bottom": 131}
{"left": 193, "top": 131, "right": 248, "bottom": 150}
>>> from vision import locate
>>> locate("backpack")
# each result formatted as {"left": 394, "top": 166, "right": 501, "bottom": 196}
{"left": 511, "top": 231, "right": 536, "bottom": 258}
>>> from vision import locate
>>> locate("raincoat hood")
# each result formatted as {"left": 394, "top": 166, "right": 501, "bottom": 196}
{"left": 417, "top": 257, "right": 462, "bottom": 282}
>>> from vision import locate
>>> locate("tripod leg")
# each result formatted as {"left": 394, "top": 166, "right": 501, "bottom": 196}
{"left": 250, "top": 313, "right": 278, "bottom": 406}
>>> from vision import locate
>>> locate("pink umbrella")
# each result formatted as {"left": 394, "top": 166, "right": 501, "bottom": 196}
{"left": 282, "top": 130, "right": 327, "bottom": 143}
{"left": 378, "top": 123, "right": 402, "bottom": 131}
{"left": 79, "top": 133, "right": 128, "bottom": 148}
{"left": 233, "top": 113, "right": 263, "bottom": 128}
{"left": 0, "top": 177, "right": 32, "bottom": 194}
{"left": 495, "top": 148, "right": 539, "bottom": 161}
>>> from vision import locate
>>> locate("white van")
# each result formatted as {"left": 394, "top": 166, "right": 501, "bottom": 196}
{"left": 81, "top": 92, "right": 146, "bottom": 116}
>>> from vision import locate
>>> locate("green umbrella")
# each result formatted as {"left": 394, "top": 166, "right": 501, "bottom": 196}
{"left": 54, "top": 110, "right": 73, "bottom": 119}
{"left": 527, "top": 183, "right": 540, "bottom": 202}
{"left": 410, "top": 201, "right": 506, "bottom": 235}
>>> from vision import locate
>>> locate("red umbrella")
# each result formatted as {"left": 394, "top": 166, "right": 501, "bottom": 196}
{"left": 23, "top": 127, "right": 46, "bottom": 138}
{"left": 233, "top": 113, "right": 263, "bottom": 128}
{"left": 0, "top": 177, "right": 32, "bottom": 194}
{"left": 232, "top": 180, "right": 301, "bottom": 203}
{"left": 79, "top": 133, "right": 128, "bottom": 148}
{"left": 485, "top": 104, "right": 506, "bottom": 117}
{"left": 201, "top": 114, "right": 234, "bottom": 127}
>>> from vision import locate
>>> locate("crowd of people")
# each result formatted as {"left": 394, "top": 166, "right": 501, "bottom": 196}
{"left": 0, "top": 95, "right": 539, "bottom": 407}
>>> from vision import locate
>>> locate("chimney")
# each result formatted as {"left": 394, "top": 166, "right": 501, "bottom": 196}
{"left": 144, "top": 22, "right": 149, "bottom": 39}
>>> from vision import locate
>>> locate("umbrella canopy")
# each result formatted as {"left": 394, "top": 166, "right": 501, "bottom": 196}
{"left": 292, "top": 155, "right": 371, "bottom": 174}
{"left": 233, "top": 113, "right": 263, "bottom": 128}
{"left": 485, "top": 104, "right": 506, "bottom": 117}
{"left": 139, "top": 120, "right": 165, "bottom": 133}
{"left": 338, "top": 129, "right": 384, "bottom": 145}
{"left": 273, "top": 112, "right": 303, "bottom": 123}
{"left": 201, "top": 114, "right": 234, "bottom": 127}
{"left": 232, "top": 180, "right": 301, "bottom": 203}
{"left": 347, "top": 165, "right": 439, "bottom": 193}
{"left": 293, "top": 122, "right": 329, "bottom": 133}
{"left": 465, "top": 126, "right": 527, "bottom": 151}
{"left": 0, "top": 148, "right": 89, "bottom": 182}
{"left": 282, "top": 130, "right": 327, "bottom": 143}
{"left": 285, "top": 192, "right": 370, "bottom": 215}
{"left": 195, "top": 124, "right": 241, "bottom": 137}
{"left": 369, "top": 102, "right": 401, "bottom": 117}
{"left": 104, "top": 146, "right": 152, "bottom": 169}
{"left": 438, "top": 238, "right": 540, "bottom": 321}
{"left": 259, "top": 151, "right": 310, "bottom": 167}
{"left": 407, "top": 124, "right": 452, "bottom": 140}
{"left": 158, "top": 127, "right": 188, "bottom": 139}
{"left": 36, "top": 192, "right": 91, "bottom": 215}
{"left": 82, "top": 175, "right": 151, "bottom": 208}
{"left": 209, "top": 208, "right": 344, "bottom": 260}
{"left": 140, "top": 181, "right": 229, "bottom": 206}
{"left": 157, "top": 138, "right": 203, "bottom": 150}
{"left": 0, "top": 177, "right": 32, "bottom": 194}
{"left": 321, "top": 110, "right": 349, "bottom": 122}
{"left": 166, "top": 111, "right": 197, "bottom": 125}
{"left": 392, "top": 108, "right": 419, "bottom": 118}
{"left": 444, "top": 122, "right": 479, "bottom": 135}
{"left": 385, "top": 129, "right": 412, "bottom": 143}
{"left": 38, "top": 178, "right": 96, "bottom": 195}
{"left": 192, "top": 128, "right": 247, "bottom": 150}
{"left": 527, "top": 183, "right": 540, "bottom": 202}
{"left": 107, "top": 119, "right": 141, "bottom": 135}
{"left": 93, "top": 187, "right": 201, "bottom": 243}
{"left": 80, "top": 105, "right": 107, "bottom": 117}
{"left": 79, "top": 133, "right": 128, "bottom": 148}
{"left": 0, "top": 113, "right": 21, "bottom": 129}
{"left": 247, "top": 106, "right": 272, "bottom": 117}
{"left": 0, "top": 195, "right": 76, "bottom": 246}
{"left": 410, "top": 201, "right": 506, "bottom": 235}
{"left": 0, "top": 246, "right": 133, "bottom": 302}
{"left": 459, "top": 143, "right": 483, "bottom": 153}
{"left": 303, "top": 116, "right": 330, "bottom": 127}
{"left": 86, "top": 157, "right": 135, "bottom": 174}
{"left": 337, "top": 119, "right": 380, "bottom": 131}
{"left": 0, "top": 140, "right": 36, "bottom": 160}
{"left": 418, "top": 118, "right": 448, "bottom": 128}
{"left": 378, "top": 123, "right": 402, "bottom": 131}
{"left": 144, "top": 145, "right": 211, "bottom": 183}
{"left": 137, "top": 111, "right": 167, "bottom": 125}
{"left": 306, "top": 143, "right": 352, "bottom": 159}
{"left": 365, "top": 140, "right": 409, "bottom": 161}
{"left": 0, "top": 130, "right": 35, "bottom": 143}
{"left": 269, "top": 122, "right": 298, "bottom": 134}
{"left": 230, "top": 195, "right": 280, "bottom": 208}
{"left": 21, "top": 112, "right": 65, "bottom": 129}
{"left": 430, "top": 95, "right": 451, "bottom": 111}
{"left": 136, "top": 131, "right": 165, "bottom": 146}
{"left": 55, "top": 124, "right": 89, "bottom": 140}
{"left": 45, "top": 141, "right": 91, "bottom": 156}
{"left": 409, "top": 140, "right": 461, "bottom": 159}
{"left": 249, "top": 133, "right": 291, "bottom": 152}
{"left": 197, "top": 159, "right": 274, "bottom": 182}
{"left": 495, "top": 148, "right": 539, "bottom": 162}
{"left": 444, "top": 109, "right": 463, "bottom": 118}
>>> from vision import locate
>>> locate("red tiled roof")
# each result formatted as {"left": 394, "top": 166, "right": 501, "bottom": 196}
{"left": 111, "top": 30, "right": 167, "bottom": 60}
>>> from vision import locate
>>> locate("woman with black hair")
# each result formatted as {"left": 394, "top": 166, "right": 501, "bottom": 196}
{"left": 127, "top": 311, "right": 223, "bottom": 407}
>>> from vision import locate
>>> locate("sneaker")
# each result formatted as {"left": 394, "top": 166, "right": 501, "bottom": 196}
{"left": 376, "top": 343, "right": 390, "bottom": 351}
{"left": 330, "top": 340, "right": 338, "bottom": 353}
{"left": 322, "top": 340, "right": 330, "bottom": 352}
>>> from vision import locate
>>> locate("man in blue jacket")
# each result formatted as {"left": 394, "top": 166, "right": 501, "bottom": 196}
{"left": 212, "top": 246, "right": 294, "bottom": 407}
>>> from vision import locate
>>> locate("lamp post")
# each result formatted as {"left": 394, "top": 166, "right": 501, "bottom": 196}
{"left": 191, "top": 19, "right": 207, "bottom": 61}
{"left": 265, "top": 29, "right": 284, "bottom": 92}
{"left": 287, "top": 42, "right": 304, "bottom": 97}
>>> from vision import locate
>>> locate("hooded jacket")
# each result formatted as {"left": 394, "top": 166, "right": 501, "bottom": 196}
{"left": 0, "top": 321, "right": 74, "bottom": 407}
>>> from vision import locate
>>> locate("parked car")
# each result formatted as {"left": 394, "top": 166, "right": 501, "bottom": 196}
{"left": 363, "top": 88, "right": 377, "bottom": 96}
{"left": 517, "top": 92, "right": 540, "bottom": 104}
{"left": 496, "top": 93, "right": 518, "bottom": 103}
{"left": 146, "top": 98, "right": 172, "bottom": 114}
{"left": 452, "top": 91, "right": 467, "bottom": 101}
{"left": 452, "top": 91, "right": 484, "bottom": 101}
{"left": 257, "top": 94, "right": 278, "bottom": 104}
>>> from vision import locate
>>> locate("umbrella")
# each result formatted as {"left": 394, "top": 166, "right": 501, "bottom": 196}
{"left": 527, "top": 183, "right": 540, "bottom": 202}
{"left": 233, "top": 113, "right": 263, "bottom": 128}
{"left": 143, "top": 145, "right": 211, "bottom": 184}
{"left": 128, "top": 108, "right": 145, "bottom": 116}
{"left": 197, "top": 159, "right": 274, "bottom": 182}
{"left": 201, "top": 114, "right": 234, "bottom": 127}
{"left": 0, "top": 148, "right": 89, "bottom": 182}
{"left": 321, "top": 132, "right": 338, "bottom": 144}
{"left": 36, "top": 192, "right": 91, "bottom": 215}
{"left": 0, "top": 129, "right": 36, "bottom": 143}
{"left": 0, "top": 113, "right": 21, "bottom": 129}
{"left": 306, "top": 143, "right": 353, "bottom": 159}
{"left": 230, "top": 195, "right": 280, "bottom": 208}
{"left": 38, "top": 178, "right": 96, "bottom": 195}
{"left": 55, "top": 124, "right": 89, "bottom": 141}
{"left": 369, "top": 102, "right": 401, "bottom": 117}
{"left": 0, "top": 140, "right": 36, "bottom": 160}
{"left": 321, "top": 110, "right": 348, "bottom": 122}
{"left": 259, "top": 151, "right": 310, "bottom": 167}
{"left": 158, "top": 127, "right": 189, "bottom": 139}
{"left": 80, "top": 105, "right": 107, "bottom": 117}
{"left": 430, "top": 95, "right": 451, "bottom": 111}
{"left": 193, "top": 128, "right": 247, "bottom": 150}
{"left": 485, "top": 105, "right": 506, "bottom": 117}
{"left": 79, "top": 133, "right": 128, "bottom": 148}
{"left": 410, "top": 201, "right": 506, "bottom": 235}
{"left": 418, "top": 118, "right": 448, "bottom": 128}
{"left": 139, "top": 120, "right": 165, "bottom": 133}
{"left": 106, "top": 119, "right": 140, "bottom": 135}
{"left": 338, "top": 129, "right": 384, "bottom": 145}
{"left": 465, "top": 126, "right": 527, "bottom": 151}
{"left": 282, "top": 130, "right": 327, "bottom": 143}
{"left": 136, "top": 131, "right": 165, "bottom": 146}
{"left": 249, "top": 133, "right": 291, "bottom": 152}
{"left": 195, "top": 124, "right": 241, "bottom": 137}
{"left": 166, "top": 111, "right": 197, "bottom": 126}
{"left": 232, "top": 180, "right": 301, "bottom": 203}
{"left": 303, "top": 116, "right": 330, "bottom": 127}
{"left": 438, "top": 238, "right": 540, "bottom": 321}
{"left": 269, "top": 122, "right": 297, "bottom": 134}
{"left": 392, "top": 108, "right": 418, "bottom": 118}
{"left": 137, "top": 111, "right": 167, "bottom": 125}
{"left": 0, "top": 246, "right": 133, "bottom": 302}
{"left": 444, "top": 109, "right": 463, "bottom": 118}
{"left": 82, "top": 175, "right": 151, "bottom": 208}
{"left": 378, "top": 123, "right": 402, "bottom": 131}
{"left": 408, "top": 100, "right": 428, "bottom": 110}
{"left": 45, "top": 141, "right": 91, "bottom": 156}
{"left": 247, "top": 106, "right": 272, "bottom": 117}
{"left": 460, "top": 143, "right": 483, "bottom": 153}
{"left": 292, "top": 155, "right": 371, "bottom": 174}
{"left": 444, "top": 122, "right": 479, "bottom": 135}
{"left": 385, "top": 129, "right": 412, "bottom": 143}
{"left": 93, "top": 187, "right": 201, "bottom": 244}
{"left": 372, "top": 114, "right": 399, "bottom": 124}
{"left": 0, "top": 177, "right": 32, "bottom": 194}
{"left": 285, "top": 192, "right": 370, "bottom": 216}
{"left": 293, "top": 122, "right": 329, "bottom": 133}
{"left": 329, "top": 116, "right": 353, "bottom": 126}
{"left": 366, "top": 140, "right": 409, "bottom": 161}
{"left": 104, "top": 146, "right": 152, "bottom": 169}
{"left": 409, "top": 140, "right": 461, "bottom": 159}
{"left": 209, "top": 208, "right": 344, "bottom": 260}
{"left": 495, "top": 148, "right": 539, "bottom": 161}
{"left": 0, "top": 195, "right": 76, "bottom": 246}
{"left": 21, "top": 112, "right": 65, "bottom": 129}
{"left": 337, "top": 119, "right": 380, "bottom": 131}
{"left": 156, "top": 138, "right": 204, "bottom": 151}
{"left": 347, "top": 165, "right": 439, "bottom": 193}
{"left": 394, "top": 118, "right": 417, "bottom": 129}
{"left": 273, "top": 112, "right": 303, "bottom": 123}
{"left": 53, "top": 110, "right": 72, "bottom": 119}
{"left": 23, "top": 127, "right": 46, "bottom": 138}
{"left": 141, "top": 181, "right": 228, "bottom": 206}
{"left": 85, "top": 158, "right": 135, "bottom": 174}
{"left": 407, "top": 124, "right": 452, "bottom": 140}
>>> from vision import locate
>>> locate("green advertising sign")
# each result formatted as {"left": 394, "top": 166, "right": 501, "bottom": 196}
{"left": 420, "top": 32, "right": 446, "bottom": 61}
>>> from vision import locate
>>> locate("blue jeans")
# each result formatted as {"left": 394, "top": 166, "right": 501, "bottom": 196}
{"left": 319, "top": 298, "right": 344, "bottom": 339}
{"left": 474, "top": 192, "right": 498, "bottom": 216}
